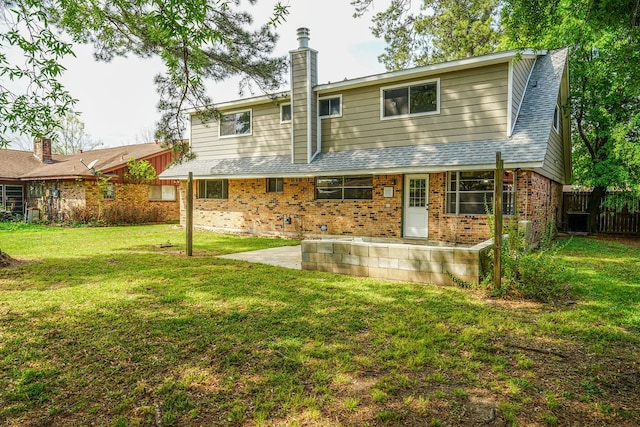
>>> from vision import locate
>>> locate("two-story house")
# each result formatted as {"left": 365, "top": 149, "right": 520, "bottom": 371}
{"left": 160, "top": 28, "right": 570, "bottom": 245}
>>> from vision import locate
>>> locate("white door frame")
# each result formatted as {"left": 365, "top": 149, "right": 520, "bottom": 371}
{"left": 403, "top": 174, "right": 430, "bottom": 238}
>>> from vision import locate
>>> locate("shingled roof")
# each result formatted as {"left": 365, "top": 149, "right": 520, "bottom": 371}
{"left": 1, "top": 143, "right": 168, "bottom": 181}
{"left": 160, "top": 48, "right": 568, "bottom": 180}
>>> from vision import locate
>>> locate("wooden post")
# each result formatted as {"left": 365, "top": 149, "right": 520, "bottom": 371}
{"left": 494, "top": 152, "right": 503, "bottom": 288}
{"left": 186, "top": 172, "right": 193, "bottom": 257}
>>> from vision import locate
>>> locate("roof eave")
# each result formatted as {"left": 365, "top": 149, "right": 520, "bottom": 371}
{"left": 159, "top": 161, "right": 544, "bottom": 181}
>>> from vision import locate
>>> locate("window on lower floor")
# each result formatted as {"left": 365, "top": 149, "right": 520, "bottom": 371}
{"left": 197, "top": 179, "right": 228, "bottom": 199}
{"left": 446, "top": 171, "right": 515, "bottom": 215}
{"left": 28, "top": 182, "right": 44, "bottom": 198}
{"left": 1, "top": 185, "right": 24, "bottom": 214}
{"left": 149, "top": 184, "right": 177, "bottom": 201}
{"left": 316, "top": 175, "right": 373, "bottom": 200}
{"left": 103, "top": 183, "right": 115, "bottom": 200}
{"left": 267, "top": 178, "right": 284, "bottom": 193}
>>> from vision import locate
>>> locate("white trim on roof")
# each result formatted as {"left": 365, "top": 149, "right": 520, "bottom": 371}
{"left": 159, "top": 161, "right": 544, "bottom": 181}
{"left": 316, "top": 49, "right": 543, "bottom": 93}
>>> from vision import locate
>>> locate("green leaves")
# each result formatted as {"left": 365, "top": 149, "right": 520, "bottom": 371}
{"left": 1, "top": 0, "right": 289, "bottom": 154}
{"left": 0, "top": 0, "right": 78, "bottom": 146}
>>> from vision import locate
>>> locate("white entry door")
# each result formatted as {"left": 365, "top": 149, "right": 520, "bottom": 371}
{"left": 404, "top": 175, "right": 429, "bottom": 238}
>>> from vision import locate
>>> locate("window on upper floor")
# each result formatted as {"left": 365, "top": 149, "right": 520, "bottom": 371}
{"left": 220, "top": 110, "right": 251, "bottom": 137}
{"left": 553, "top": 104, "right": 560, "bottom": 133}
{"left": 280, "top": 104, "right": 291, "bottom": 123}
{"left": 316, "top": 175, "right": 372, "bottom": 200}
{"left": 197, "top": 179, "right": 228, "bottom": 199}
{"left": 149, "top": 184, "right": 177, "bottom": 201}
{"left": 381, "top": 79, "right": 439, "bottom": 119}
{"left": 267, "top": 178, "right": 284, "bottom": 193}
{"left": 319, "top": 95, "right": 342, "bottom": 118}
{"left": 446, "top": 171, "right": 515, "bottom": 215}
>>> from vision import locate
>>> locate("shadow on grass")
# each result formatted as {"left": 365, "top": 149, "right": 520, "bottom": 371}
{"left": 1, "top": 238, "right": 639, "bottom": 426}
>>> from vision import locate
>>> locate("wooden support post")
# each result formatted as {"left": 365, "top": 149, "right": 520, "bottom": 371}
{"left": 186, "top": 172, "right": 193, "bottom": 257}
{"left": 494, "top": 152, "right": 503, "bottom": 288}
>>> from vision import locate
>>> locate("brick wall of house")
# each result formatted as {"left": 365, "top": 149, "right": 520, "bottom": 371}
{"left": 183, "top": 175, "right": 403, "bottom": 237}
{"left": 428, "top": 170, "right": 562, "bottom": 244}
{"left": 183, "top": 171, "right": 561, "bottom": 244}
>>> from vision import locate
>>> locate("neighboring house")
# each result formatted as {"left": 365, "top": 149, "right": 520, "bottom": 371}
{"left": 1, "top": 140, "right": 179, "bottom": 223}
{"left": 160, "top": 28, "right": 571, "bottom": 245}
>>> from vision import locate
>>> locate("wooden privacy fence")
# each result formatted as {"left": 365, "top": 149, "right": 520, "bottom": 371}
{"left": 563, "top": 191, "right": 640, "bottom": 235}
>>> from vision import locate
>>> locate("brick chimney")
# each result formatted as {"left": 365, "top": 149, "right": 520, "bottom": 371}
{"left": 34, "top": 138, "right": 53, "bottom": 163}
{"left": 290, "top": 27, "right": 318, "bottom": 164}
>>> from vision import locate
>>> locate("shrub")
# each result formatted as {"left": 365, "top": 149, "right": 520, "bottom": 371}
{"left": 484, "top": 218, "right": 573, "bottom": 303}
{"left": 0, "top": 208, "right": 18, "bottom": 222}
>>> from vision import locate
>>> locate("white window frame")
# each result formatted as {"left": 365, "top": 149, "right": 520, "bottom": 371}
{"left": 148, "top": 184, "right": 177, "bottom": 201}
{"left": 197, "top": 179, "right": 229, "bottom": 200}
{"left": 553, "top": 104, "right": 560, "bottom": 133}
{"left": 446, "top": 170, "right": 515, "bottom": 216}
{"left": 267, "top": 178, "right": 284, "bottom": 193}
{"left": 318, "top": 95, "right": 342, "bottom": 118}
{"left": 280, "top": 103, "right": 291, "bottom": 123}
{"left": 219, "top": 109, "right": 252, "bottom": 138}
{"left": 380, "top": 78, "right": 440, "bottom": 120}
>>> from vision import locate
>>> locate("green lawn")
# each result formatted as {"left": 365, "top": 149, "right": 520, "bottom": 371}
{"left": 0, "top": 224, "right": 638, "bottom": 426}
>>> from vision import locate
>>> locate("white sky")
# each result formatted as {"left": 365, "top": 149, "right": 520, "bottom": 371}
{"left": 8, "top": 0, "right": 390, "bottom": 149}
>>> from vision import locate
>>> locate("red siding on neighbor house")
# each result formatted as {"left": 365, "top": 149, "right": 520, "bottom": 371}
{"left": 104, "top": 150, "right": 176, "bottom": 185}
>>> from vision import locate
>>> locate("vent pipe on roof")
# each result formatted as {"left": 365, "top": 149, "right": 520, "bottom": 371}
{"left": 297, "top": 27, "right": 310, "bottom": 48}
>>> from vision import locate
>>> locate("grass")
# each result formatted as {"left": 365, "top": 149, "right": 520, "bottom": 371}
{"left": 0, "top": 224, "right": 639, "bottom": 426}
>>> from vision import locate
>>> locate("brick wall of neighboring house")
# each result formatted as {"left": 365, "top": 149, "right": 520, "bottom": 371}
{"left": 28, "top": 180, "right": 179, "bottom": 223}
{"left": 182, "top": 171, "right": 562, "bottom": 244}
{"left": 86, "top": 182, "right": 180, "bottom": 223}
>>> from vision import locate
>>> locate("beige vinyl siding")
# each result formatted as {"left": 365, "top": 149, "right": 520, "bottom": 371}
{"left": 320, "top": 63, "right": 509, "bottom": 152}
{"left": 190, "top": 103, "right": 290, "bottom": 161}
{"left": 291, "top": 49, "right": 310, "bottom": 163}
{"left": 511, "top": 58, "right": 536, "bottom": 128}
{"left": 537, "top": 96, "right": 568, "bottom": 184}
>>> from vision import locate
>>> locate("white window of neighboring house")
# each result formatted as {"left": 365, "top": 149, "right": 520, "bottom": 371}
{"left": 318, "top": 95, "right": 342, "bottom": 118}
{"left": 280, "top": 104, "right": 291, "bottom": 123}
{"left": 553, "top": 104, "right": 560, "bottom": 133}
{"left": 267, "top": 178, "right": 284, "bottom": 193}
{"left": 103, "top": 183, "right": 115, "bottom": 200}
{"left": 446, "top": 170, "right": 515, "bottom": 215}
{"left": 219, "top": 110, "right": 252, "bottom": 137}
{"left": 381, "top": 79, "right": 440, "bottom": 119}
{"left": 316, "top": 175, "right": 373, "bottom": 200}
{"left": 149, "top": 185, "right": 177, "bottom": 201}
{"left": 197, "top": 179, "right": 228, "bottom": 199}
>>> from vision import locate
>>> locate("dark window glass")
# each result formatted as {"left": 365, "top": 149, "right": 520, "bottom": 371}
{"left": 267, "top": 178, "right": 284, "bottom": 193}
{"left": 281, "top": 104, "right": 291, "bottom": 122}
{"left": 446, "top": 171, "right": 514, "bottom": 215}
{"left": 319, "top": 97, "right": 341, "bottom": 117}
{"left": 220, "top": 111, "right": 251, "bottom": 136}
{"left": 316, "top": 176, "right": 372, "bottom": 200}
{"left": 197, "top": 180, "right": 228, "bottom": 199}
{"left": 410, "top": 83, "right": 438, "bottom": 113}
{"left": 383, "top": 87, "right": 409, "bottom": 117}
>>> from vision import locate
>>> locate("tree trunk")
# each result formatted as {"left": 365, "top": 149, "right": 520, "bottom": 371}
{"left": 587, "top": 185, "right": 606, "bottom": 233}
